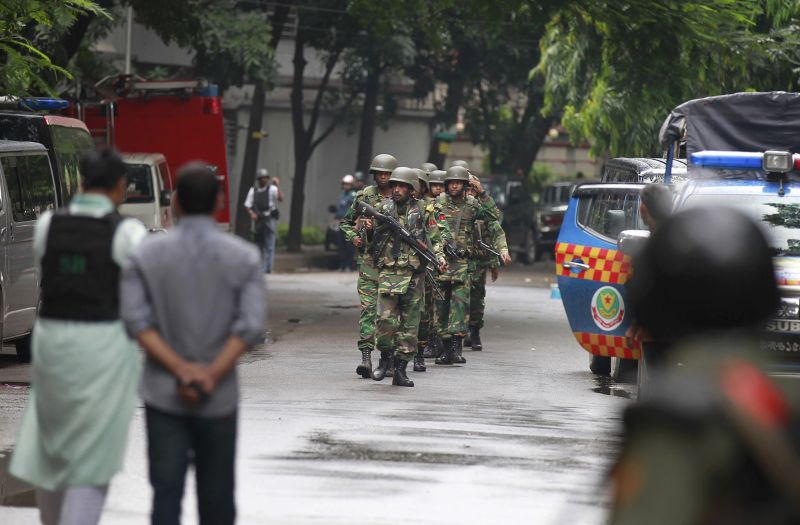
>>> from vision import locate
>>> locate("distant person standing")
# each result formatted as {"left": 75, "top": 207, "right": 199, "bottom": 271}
{"left": 10, "top": 149, "right": 147, "bottom": 525}
{"left": 244, "top": 168, "right": 282, "bottom": 273}
{"left": 336, "top": 174, "right": 356, "bottom": 271}
{"left": 122, "top": 163, "right": 266, "bottom": 525}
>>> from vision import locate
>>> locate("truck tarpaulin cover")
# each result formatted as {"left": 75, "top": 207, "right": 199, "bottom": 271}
{"left": 659, "top": 91, "right": 800, "bottom": 156}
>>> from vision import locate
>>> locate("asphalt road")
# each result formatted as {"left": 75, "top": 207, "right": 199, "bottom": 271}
{"left": 0, "top": 267, "right": 635, "bottom": 524}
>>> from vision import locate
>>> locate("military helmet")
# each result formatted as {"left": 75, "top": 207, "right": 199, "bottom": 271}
{"left": 628, "top": 207, "right": 778, "bottom": 343}
{"left": 445, "top": 165, "right": 470, "bottom": 182}
{"left": 369, "top": 154, "right": 398, "bottom": 173}
{"left": 389, "top": 167, "right": 420, "bottom": 193}
{"left": 429, "top": 170, "right": 447, "bottom": 184}
{"left": 414, "top": 168, "right": 429, "bottom": 186}
{"left": 421, "top": 162, "right": 437, "bottom": 173}
{"left": 450, "top": 159, "right": 470, "bottom": 170}
{"left": 354, "top": 171, "right": 365, "bottom": 182}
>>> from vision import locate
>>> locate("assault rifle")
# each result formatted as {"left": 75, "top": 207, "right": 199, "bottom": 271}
{"left": 357, "top": 201, "right": 445, "bottom": 299}
{"left": 474, "top": 223, "right": 501, "bottom": 259}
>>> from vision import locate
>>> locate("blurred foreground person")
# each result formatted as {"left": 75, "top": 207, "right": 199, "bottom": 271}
{"left": 122, "top": 163, "right": 266, "bottom": 525}
{"left": 10, "top": 149, "right": 147, "bottom": 525}
{"left": 610, "top": 207, "right": 800, "bottom": 525}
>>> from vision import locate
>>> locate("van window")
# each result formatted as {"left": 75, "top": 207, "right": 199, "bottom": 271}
{"left": 123, "top": 164, "right": 154, "bottom": 203}
{"left": 1, "top": 154, "right": 56, "bottom": 222}
{"left": 50, "top": 125, "right": 94, "bottom": 202}
{"left": 576, "top": 189, "right": 643, "bottom": 241}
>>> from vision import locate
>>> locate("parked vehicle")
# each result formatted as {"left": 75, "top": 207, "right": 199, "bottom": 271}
{"left": 0, "top": 100, "right": 94, "bottom": 206}
{"left": 0, "top": 141, "right": 58, "bottom": 361}
{"left": 120, "top": 153, "right": 173, "bottom": 231}
{"left": 485, "top": 175, "right": 538, "bottom": 263}
{"left": 556, "top": 91, "right": 800, "bottom": 388}
{"left": 531, "top": 181, "right": 577, "bottom": 262}
{"left": 76, "top": 77, "right": 232, "bottom": 228}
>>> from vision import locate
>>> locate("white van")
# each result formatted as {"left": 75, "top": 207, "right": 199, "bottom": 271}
{"left": 0, "top": 141, "right": 58, "bottom": 361}
{"left": 120, "top": 153, "right": 173, "bottom": 231}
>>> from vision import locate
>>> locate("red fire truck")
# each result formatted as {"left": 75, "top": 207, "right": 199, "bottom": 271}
{"left": 76, "top": 77, "right": 232, "bottom": 227}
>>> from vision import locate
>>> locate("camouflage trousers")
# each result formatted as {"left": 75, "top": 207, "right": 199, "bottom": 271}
{"left": 356, "top": 263, "right": 379, "bottom": 352}
{"left": 376, "top": 273, "right": 424, "bottom": 361}
{"left": 469, "top": 266, "right": 488, "bottom": 328}
{"left": 417, "top": 278, "right": 435, "bottom": 346}
{"left": 435, "top": 278, "right": 470, "bottom": 339}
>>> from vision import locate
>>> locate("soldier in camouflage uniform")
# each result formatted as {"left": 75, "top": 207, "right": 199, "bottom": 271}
{"left": 434, "top": 165, "right": 499, "bottom": 365}
{"left": 465, "top": 176, "right": 511, "bottom": 351}
{"left": 371, "top": 167, "right": 448, "bottom": 387}
{"left": 422, "top": 169, "right": 447, "bottom": 359}
{"left": 339, "top": 153, "right": 398, "bottom": 378}
{"left": 413, "top": 164, "right": 452, "bottom": 371}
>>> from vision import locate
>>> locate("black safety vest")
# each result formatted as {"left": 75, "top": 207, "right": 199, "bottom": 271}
{"left": 39, "top": 211, "right": 124, "bottom": 321}
{"left": 253, "top": 187, "right": 270, "bottom": 213}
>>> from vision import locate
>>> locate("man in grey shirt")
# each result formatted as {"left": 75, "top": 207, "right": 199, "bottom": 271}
{"left": 121, "top": 163, "right": 266, "bottom": 525}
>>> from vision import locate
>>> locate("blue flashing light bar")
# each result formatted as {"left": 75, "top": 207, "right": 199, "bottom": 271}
{"left": 690, "top": 150, "right": 763, "bottom": 170}
{"left": 19, "top": 98, "right": 69, "bottom": 111}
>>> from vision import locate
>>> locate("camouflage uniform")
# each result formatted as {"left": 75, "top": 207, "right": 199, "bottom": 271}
{"left": 340, "top": 185, "right": 388, "bottom": 358}
{"left": 417, "top": 195, "right": 449, "bottom": 351}
{"left": 372, "top": 197, "right": 445, "bottom": 385}
{"left": 434, "top": 191, "right": 498, "bottom": 364}
{"left": 469, "top": 216, "right": 509, "bottom": 330}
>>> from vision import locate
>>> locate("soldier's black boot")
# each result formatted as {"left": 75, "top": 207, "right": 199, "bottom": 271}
{"left": 373, "top": 350, "right": 393, "bottom": 381}
{"left": 413, "top": 344, "right": 427, "bottom": 372}
{"left": 392, "top": 356, "right": 415, "bottom": 387}
{"left": 453, "top": 336, "right": 467, "bottom": 364}
{"left": 422, "top": 337, "right": 436, "bottom": 359}
{"left": 435, "top": 337, "right": 454, "bottom": 365}
{"left": 356, "top": 348, "right": 373, "bottom": 378}
{"left": 470, "top": 326, "right": 482, "bottom": 351}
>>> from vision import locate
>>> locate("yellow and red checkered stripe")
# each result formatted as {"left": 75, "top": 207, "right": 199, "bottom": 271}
{"left": 573, "top": 331, "right": 640, "bottom": 359}
{"left": 555, "top": 242, "right": 632, "bottom": 284}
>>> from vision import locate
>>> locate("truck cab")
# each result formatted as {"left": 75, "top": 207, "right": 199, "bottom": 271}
{"left": 120, "top": 153, "right": 173, "bottom": 231}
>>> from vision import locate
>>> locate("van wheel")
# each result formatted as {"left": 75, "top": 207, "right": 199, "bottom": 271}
{"left": 16, "top": 334, "right": 31, "bottom": 363}
{"left": 611, "top": 357, "right": 638, "bottom": 384}
{"left": 521, "top": 229, "right": 538, "bottom": 265}
{"left": 589, "top": 354, "right": 611, "bottom": 375}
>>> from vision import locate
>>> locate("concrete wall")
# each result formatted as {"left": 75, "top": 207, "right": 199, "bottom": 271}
{"left": 227, "top": 101, "right": 433, "bottom": 230}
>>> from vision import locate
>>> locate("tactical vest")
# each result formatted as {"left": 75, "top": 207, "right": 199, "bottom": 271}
{"left": 39, "top": 211, "right": 124, "bottom": 321}
{"left": 373, "top": 199, "right": 425, "bottom": 270}
{"left": 253, "top": 187, "right": 270, "bottom": 213}
{"left": 438, "top": 194, "right": 478, "bottom": 255}
{"left": 354, "top": 185, "right": 389, "bottom": 266}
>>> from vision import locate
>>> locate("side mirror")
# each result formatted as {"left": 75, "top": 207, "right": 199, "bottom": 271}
{"left": 328, "top": 204, "right": 337, "bottom": 214}
{"left": 617, "top": 229, "right": 650, "bottom": 257}
{"left": 160, "top": 190, "right": 172, "bottom": 207}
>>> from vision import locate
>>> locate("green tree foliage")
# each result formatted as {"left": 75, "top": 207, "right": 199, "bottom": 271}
{"left": 539, "top": 0, "right": 800, "bottom": 157}
{"left": 130, "top": 0, "right": 275, "bottom": 90}
{"left": 0, "top": 0, "right": 105, "bottom": 95}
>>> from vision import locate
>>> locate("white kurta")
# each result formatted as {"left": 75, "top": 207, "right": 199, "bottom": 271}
{"left": 10, "top": 193, "right": 147, "bottom": 490}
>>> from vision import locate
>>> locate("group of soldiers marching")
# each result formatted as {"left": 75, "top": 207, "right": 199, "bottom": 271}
{"left": 340, "top": 154, "right": 511, "bottom": 387}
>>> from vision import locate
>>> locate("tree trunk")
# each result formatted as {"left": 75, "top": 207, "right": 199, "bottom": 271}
{"left": 427, "top": 47, "right": 471, "bottom": 168}
{"left": 354, "top": 67, "right": 381, "bottom": 174}
{"left": 287, "top": 27, "right": 308, "bottom": 252}
{"left": 234, "top": 80, "right": 266, "bottom": 238}
{"left": 233, "top": 3, "right": 291, "bottom": 238}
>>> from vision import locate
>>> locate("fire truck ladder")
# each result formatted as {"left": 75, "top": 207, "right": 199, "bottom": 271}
{"left": 78, "top": 100, "right": 116, "bottom": 149}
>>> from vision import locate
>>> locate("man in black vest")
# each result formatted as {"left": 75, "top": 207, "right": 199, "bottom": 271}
{"left": 244, "top": 168, "right": 278, "bottom": 273}
{"left": 10, "top": 149, "right": 147, "bottom": 525}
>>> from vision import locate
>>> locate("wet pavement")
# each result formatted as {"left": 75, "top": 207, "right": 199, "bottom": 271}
{"left": 0, "top": 269, "right": 635, "bottom": 524}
